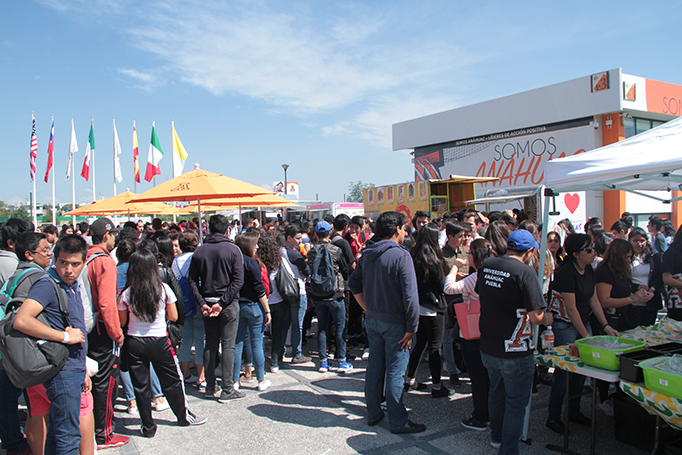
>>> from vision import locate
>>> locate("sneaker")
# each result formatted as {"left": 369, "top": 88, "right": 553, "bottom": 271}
{"left": 546, "top": 420, "right": 567, "bottom": 435}
{"left": 403, "top": 381, "right": 427, "bottom": 392}
{"left": 270, "top": 366, "right": 280, "bottom": 373}
{"left": 291, "top": 355, "right": 312, "bottom": 364}
{"left": 153, "top": 399, "right": 170, "bottom": 412}
{"left": 319, "top": 360, "right": 329, "bottom": 373}
{"left": 461, "top": 417, "right": 487, "bottom": 431}
{"left": 450, "top": 374, "right": 461, "bottom": 388}
{"left": 181, "top": 414, "right": 208, "bottom": 426}
{"left": 337, "top": 361, "right": 353, "bottom": 373}
{"left": 390, "top": 420, "right": 426, "bottom": 434}
{"left": 217, "top": 389, "right": 246, "bottom": 403}
{"left": 258, "top": 379, "right": 272, "bottom": 391}
{"left": 233, "top": 381, "right": 241, "bottom": 391}
{"left": 569, "top": 413, "right": 591, "bottom": 426}
{"left": 368, "top": 411, "right": 385, "bottom": 426}
{"left": 141, "top": 427, "right": 157, "bottom": 438}
{"left": 599, "top": 399, "right": 614, "bottom": 417}
{"left": 97, "top": 434, "right": 130, "bottom": 450}
{"left": 184, "top": 374, "right": 198, "bottom": 384}
{"left": 431, "top": 386, "right": 453, "bottom": 398}
{"left": 197, "top": 381, "right": 206, "bottom": 394}
{"left": 362, "top": 348, "right": 370, "bottom": 361}
{"left": 127, "top": 403, "right": 138, "bottom": 415}
{"left": 490, "top": 440, "right": 501, "bottom": 449}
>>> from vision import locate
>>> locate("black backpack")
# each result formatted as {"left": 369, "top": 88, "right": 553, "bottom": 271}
{"left": 275, "top": 257, "right": 300, "bottom": 305}
{"left": 0, "top": 276, "right": 71, "bottom": 389}
{"left": 310, "top": 243, "right": 340, "bottom": 299}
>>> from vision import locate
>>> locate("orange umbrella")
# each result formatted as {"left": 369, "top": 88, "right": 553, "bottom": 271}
{"left": 133, "top": 167, "right": 271, "bottom": 203}
{"left": 68, "top": 191, "right": 179, "bottom": 217}
{"left": 178, "top": 194, "right": 299, "bottom": 214}
{"left": 66, "top": 199, "right": 108, "bottom": 217}
{"left": 133, "top": 166, "right": 272, "bottom": 243}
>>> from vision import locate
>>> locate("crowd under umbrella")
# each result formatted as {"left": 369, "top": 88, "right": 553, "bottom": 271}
{"left": 132, "top": 164, "right": 273, "bottom": 242}
{"left": 177, "top": 193, "right": 300, "bottom": 221}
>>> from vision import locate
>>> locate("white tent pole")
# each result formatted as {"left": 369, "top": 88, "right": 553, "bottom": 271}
{"left": 522, "top": 187, "right": 554, "bottom": 442}
{"left": 198, "top": 196, "right": 203, "bottom": 245}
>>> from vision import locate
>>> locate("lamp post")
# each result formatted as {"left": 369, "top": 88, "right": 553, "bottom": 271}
{"left": 282, "top": 164, "right": 289, "bottom": 194}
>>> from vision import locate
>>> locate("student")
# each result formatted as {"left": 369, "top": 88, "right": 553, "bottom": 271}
{"left": 118, "top": 249, "right": 206, "bottom": 437}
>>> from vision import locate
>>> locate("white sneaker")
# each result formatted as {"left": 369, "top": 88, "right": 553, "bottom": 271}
{"left": 491, "top": 440, "right": 501, "bottom": 449}
{"left": 362, "top": 349, "right": 370, "bottom": 361}
{"left": 258, "top": 379, "right": 272, "bottom": 391}
{"left": 127, "top": 404, "right": 138, "bottom": 415}
{"left": 233, "top": 381, "right": 241, "bottom": 391}
{"left": 599, "top": 399, "right": 614, "bottom": 417}
{"left": 270, "top": 366, "right": 279, "bottom": 373}
{"left": 153, "top": 399, "right": 170, "bottom": 412}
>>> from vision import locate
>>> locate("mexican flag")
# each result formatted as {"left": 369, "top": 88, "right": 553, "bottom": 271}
{"left": 144, "top": 121, "right": 163, "bottom": 182}
{"left": 81, "top": 120, "right": 95, "bottom": 181}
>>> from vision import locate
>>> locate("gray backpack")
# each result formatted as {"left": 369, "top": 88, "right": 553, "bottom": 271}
{"left": 0, "top": 276, "right": 71, "bottom": 388}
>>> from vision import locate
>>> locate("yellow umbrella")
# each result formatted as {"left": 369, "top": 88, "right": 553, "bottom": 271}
{"left": 134, "top": 166, "right": 273, "bottom": 242}
{"left": 68, "top": 191, "right": 179, "bottom": 217}
{"left": 178, "top": 194, "right": 299, "bottom": 214}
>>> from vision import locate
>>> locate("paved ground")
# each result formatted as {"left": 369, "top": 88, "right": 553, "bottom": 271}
{"left": 95, "top": 327, "right": 653, "bottom": 455}
{"left": 5, "top": 325, "right": 656, "bottom": 455}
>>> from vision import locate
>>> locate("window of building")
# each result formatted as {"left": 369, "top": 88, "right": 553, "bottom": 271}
{"left": 624, "top": 117, "right": 667, "bottom": 138}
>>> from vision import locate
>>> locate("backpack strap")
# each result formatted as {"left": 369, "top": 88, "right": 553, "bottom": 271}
{"left": 2, "top": 268, "right": 46, "bottom": 313}
{"left": 45, "top": 276, "right": 72, "bottom": 328}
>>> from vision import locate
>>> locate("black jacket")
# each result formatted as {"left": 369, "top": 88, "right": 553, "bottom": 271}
{"left": 188, "top": 233, "right": 244, "bottom": 308}
{"left": 159, "top": 265, "right": 185, "bottom": 326}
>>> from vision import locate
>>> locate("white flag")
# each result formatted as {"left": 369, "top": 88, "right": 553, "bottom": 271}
{"left": 66, "top": 117, "right": 78, "bottom": 180}
{"left": 113, "top": 118, "right": 123, "bottom": 183}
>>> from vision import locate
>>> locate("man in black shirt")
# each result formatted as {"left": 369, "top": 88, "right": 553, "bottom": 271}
{"left": 476, "top": 229, "right": 553, "bottom": 453}
{"left": 282, "top": 224, "right": 312, "bottom": 364}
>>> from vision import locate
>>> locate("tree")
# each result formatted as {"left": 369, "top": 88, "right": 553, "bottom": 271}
{"left": 347, "top": 181, "right": 375, "bottom": 203}
{"left": 10, "top": 206, "right": 31, "bottom": 222}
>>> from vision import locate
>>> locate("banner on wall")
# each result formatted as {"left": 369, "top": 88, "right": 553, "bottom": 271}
{"left": 414, "top": 119, "right": 596, "bottom": 198}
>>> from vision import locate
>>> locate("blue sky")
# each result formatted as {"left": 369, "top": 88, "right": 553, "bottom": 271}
{"left": 1, "top": 1, "right": 681, "bottom": 206}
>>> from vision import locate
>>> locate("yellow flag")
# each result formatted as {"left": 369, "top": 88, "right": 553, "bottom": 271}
{"left": 172, "top": 121, "right": 188, "bottom": 178}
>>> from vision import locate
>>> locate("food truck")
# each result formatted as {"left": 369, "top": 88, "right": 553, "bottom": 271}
{"left": 363, "top": 175, "right": 498, "bottom": 225}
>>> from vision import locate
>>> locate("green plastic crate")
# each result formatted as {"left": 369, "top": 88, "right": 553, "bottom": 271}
{"left": 639, "top": 356, "right": 682, "bottom": 400}
{"left": 575, "top": 336, "right": 646, "bottom": 371}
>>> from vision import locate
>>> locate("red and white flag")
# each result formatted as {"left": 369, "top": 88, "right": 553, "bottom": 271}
{"left": 44, "top": 118, "right": 55, "bottom": 183}
{"left": 30, "top": 114, "right": 38, "bottom": 182}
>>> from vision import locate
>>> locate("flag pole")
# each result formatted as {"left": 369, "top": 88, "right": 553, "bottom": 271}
{"left": 52, "top": 117, "right": 56, "bottom": 225}
{"left": 133, "top": 119, "right": 137, "bottom": 194}
{"left": 32, "top": 115, "right": 37, "bottom": 228}
{"left": 91, "top": 116, "right": 96, "bottom": 202}
{"left": 113, "top": 117, "right": 117, "bottom": 198}
{"left": 72, "top": 125, "right": 76, "bottom": 228}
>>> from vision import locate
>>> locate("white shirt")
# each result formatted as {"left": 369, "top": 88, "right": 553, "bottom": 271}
{"left": 631, "top": 255, "right": 650, "bottom": 287}
{"left": 118, "top": 283, "right": 176, "bottom": 337}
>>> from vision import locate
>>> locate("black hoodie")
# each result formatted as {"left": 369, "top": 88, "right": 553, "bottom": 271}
{"left": 188, "top": 233, "right": 244, "bottom": 308}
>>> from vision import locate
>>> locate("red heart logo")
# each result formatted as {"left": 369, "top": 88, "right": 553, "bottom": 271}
{"left": 564, "top": 193, "right": 580, "bottom": 214}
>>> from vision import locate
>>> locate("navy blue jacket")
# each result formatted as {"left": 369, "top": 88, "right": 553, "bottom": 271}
{"left": 188, "top": 234, "right": 244, "bottom": 307}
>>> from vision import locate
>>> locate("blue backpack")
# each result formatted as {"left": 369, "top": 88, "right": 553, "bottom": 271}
{"left": 310, "top": 243, "right": 339, "bottom": 298}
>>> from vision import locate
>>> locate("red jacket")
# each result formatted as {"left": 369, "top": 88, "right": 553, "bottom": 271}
{"left": 87, "top": 245, "right": 123, "bottom": 343}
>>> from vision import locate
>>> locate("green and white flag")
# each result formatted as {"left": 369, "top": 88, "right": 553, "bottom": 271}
{"left": 144, "top": 120, "right": 163, "bottom": 182}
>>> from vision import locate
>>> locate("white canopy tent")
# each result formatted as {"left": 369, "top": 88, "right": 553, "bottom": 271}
{"left": 522, "top": 115, "right": 682, "bottom": 443}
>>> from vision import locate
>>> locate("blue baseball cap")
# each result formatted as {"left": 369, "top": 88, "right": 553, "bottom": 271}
{"left": 507, "top": 229, "right": 540, "bottom": 251}
{"left": 315, "top": 221, "right": 332, "bottom": 233}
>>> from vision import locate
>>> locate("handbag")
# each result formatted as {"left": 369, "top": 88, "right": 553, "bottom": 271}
{"left": 0, "top": 277, "right": 71, "bottom": 389}
{"left": 454, "top": 299, "right": 481, "bottom": 340}
{"left": 167, "top": 321, "right": 183, "bottom": 349}
{"left": 275, "top": 256, "right": 300, "bottom": 305}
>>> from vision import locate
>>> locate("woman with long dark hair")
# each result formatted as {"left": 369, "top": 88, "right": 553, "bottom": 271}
{"left": 257, "top": 232, "right": 286, "bottom": 372}
{"left": 546, "top": 234, "right": 617, "bottom": 434}
{"left": 629, "top": 227, "right": 663, "bottom": 326}
{"left": 547, "top": 231, "right": 564, "bottom": 269}
{"left": 405, "top": 223, "right": 450, "bottom": 397}
{"left": 662, "top": 224, "right": 682, "bottom": 321}
{"left": 233, "top": 232, "right": 272, "bottom": 392}
{"left": 118, "top": 249, "right": 206, "bottom": 437}
{"left": 444, "top": 238, "right": 493, "bottom": 430}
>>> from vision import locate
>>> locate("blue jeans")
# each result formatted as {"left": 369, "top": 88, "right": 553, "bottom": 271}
{"left": 365, "top": 318, "right": 410, "bottom": 430}
{"left": 0, "top": 369, "right": 30, "bottom": 453}
{"left": 270, "top": 302, "right": 292, "bottom": 369}
{"left": 441, "top": 324, "right": 461, "bottom": 375}
{"left": 179, "top": 313, "right": 205, "bottom": 365}
{"left": 481, "top": 352, "right": 535, "bottom": 455}
{"left": 290, "top": 295, "right": 306, "bottom": 359}
{"left": 234, "top": 302, "right": 266, "bottom": 382}
{"left": 315, "top": 298, "right": 347, "bottom": 363}
{"left": 548, "top": 320, "right": 591, "bottom": 422}
{"left": 43, "top": 369, "right": 86, "bottom": 455}
{"left": 120, "top": 365, "right": 163, "bottom": 401}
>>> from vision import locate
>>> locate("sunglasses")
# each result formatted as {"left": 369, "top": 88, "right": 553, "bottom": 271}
{"left": 579, "top": 245, "right": 595, "bottom": 254}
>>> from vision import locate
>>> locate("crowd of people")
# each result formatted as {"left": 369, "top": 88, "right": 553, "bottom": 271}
{"left": 1, "top": 207, "right": 682, "bottom": 455}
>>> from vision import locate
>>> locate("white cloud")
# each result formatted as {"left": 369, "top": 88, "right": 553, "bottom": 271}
{"left": 117, "top": 68, "right": 158, "bottom": 91}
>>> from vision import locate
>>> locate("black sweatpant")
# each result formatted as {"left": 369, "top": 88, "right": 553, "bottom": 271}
{"left": 407, "top": 313, "right": 445, "bottom": 385}
{"left": 203, "top": 302, "right": 239, "bottom": 393}
{"left": 126, "top": 336, "right": 191, "bottom": 434}
{"left": 88, "top": 319, "right": 121, "bottom": 444}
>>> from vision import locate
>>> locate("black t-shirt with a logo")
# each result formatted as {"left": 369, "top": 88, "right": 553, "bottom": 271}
{"left": 662, "top": 246, "right": 682, "bottom": 320}
{"left": 476, "top": 255, "right": 546, "bottom": 358}
{"left": 549, "top": 262, "right": 595, "bottom": 325}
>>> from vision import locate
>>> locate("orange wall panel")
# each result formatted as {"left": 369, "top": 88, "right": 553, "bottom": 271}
{"left": 600, "top": 113, "right": 626, "bottom": 228}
